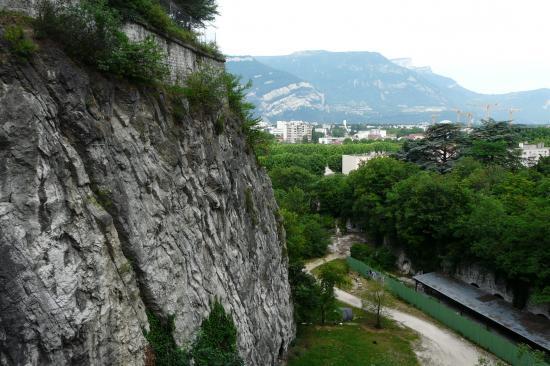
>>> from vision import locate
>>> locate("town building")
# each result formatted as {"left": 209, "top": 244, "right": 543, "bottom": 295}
{"left": 398, "top": 133, "right": 425, "bottom": 141}
{"left": 519, "top": 142, "right": 550, "bottom": 167}
{"left": 319, "top": 137, "right": 345, "bottom": 145}
{"left": 342, "top": 152, "right": 388, "bottom": 174}
{"left": 274, "top": 121, "right": 313, "bottom": 143}
{"left": 354, "top": 129, "right": 389, "bottom": 140}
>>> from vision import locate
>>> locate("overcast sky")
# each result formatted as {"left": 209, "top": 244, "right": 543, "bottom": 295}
{"left": 206, "top": 0, "right": 550, "bottom": 94}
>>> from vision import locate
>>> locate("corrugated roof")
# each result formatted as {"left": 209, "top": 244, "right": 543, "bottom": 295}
{"left": 413, "top": 272, "right": 550, "bottom": 352}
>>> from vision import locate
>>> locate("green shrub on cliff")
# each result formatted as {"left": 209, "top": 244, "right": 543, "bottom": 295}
{"left": 2, "top": 24, "right": 37, "bottom": 59}
{"left": 190, "top": 301, "right": 244, "bottom": 366}
{"left": 35, "top": 0, "right": 168, "bottom": 83}
{"left": 182, "top": 65, "right": 226, "bottom": 118}
{"left": 144, "top": 311, "right": 188, "bottom": 366}
{"left": 107, "top": 0, "right": 223, "bottom": 58}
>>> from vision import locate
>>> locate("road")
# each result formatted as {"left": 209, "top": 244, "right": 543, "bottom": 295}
{"left": 306, "top": 234, "right": 500, "bottom": 366}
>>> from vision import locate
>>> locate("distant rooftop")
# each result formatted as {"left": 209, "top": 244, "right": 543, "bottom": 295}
{"left": 413, "top": 272, "right": 550, "bottom": 352}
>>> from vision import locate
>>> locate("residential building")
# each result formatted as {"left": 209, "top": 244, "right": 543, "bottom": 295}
{"left": 519, "top": 142, "right": 550, "bottom": 166}
{"left": 274, "top": 121, "right": 313, "bottom": 143}
{"left": 354, "top": 129, "right": 387, "bottom": 140}
{"left": 342, "top": 152, "right": 388, "bottom": 174}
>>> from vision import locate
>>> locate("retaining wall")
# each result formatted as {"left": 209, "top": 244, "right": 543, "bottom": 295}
{"left": 0, "top": 1, "right": 225, "bottom": 83}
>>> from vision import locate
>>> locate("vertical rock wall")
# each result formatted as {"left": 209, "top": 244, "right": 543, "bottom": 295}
{"left": 0, "top": 23, "right": 294, "bottom": 366}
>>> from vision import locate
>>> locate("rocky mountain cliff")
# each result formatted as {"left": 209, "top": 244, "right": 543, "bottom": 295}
{"left": 227, "top": 51, "right": 550, "bottom": 124}
{"left": 0, "top": 33, "right": 294, "bottom": 365}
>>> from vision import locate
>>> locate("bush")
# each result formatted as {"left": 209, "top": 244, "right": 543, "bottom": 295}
{"left": 182, "top": 66, "right": 226, "bottom": 118}
{"left": 35, "top": 0, "right": 167, "bottom": 83}
{"left": 107, "top": 0, "right": 223, "bottom": 58}
{"left": 351, "top": 243, "right": 396, "bottom": 271}
{"left": 190, "top": 301, "right": 244, "bottom": 366}
{"left": 144, "top": 311, "right": 188, "bottom": 366}
{"left": 99, "top": 35, "right": 168, "bottom": 83}
{"left": 2, "top": 25, "right": 37, "bottom": 58}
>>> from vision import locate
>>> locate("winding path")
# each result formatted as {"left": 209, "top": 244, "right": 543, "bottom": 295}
{"left": 306, "top": 234, "right": 500, "bottom": 366}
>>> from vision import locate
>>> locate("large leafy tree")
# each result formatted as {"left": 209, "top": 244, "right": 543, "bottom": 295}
{"left": 387, "top": 172, "right": 473, "bottom": 269}
{"left": 400, "top": 123, "right": 465, "bottom": 172}
{"left": 347, "top": 158, "right": 419, "bottom": 244}
{"left": 467, "top": 119, "right": 521, "bottom": 169}
{"left": 311, "top": 174, "right": 352, "bottom": 217}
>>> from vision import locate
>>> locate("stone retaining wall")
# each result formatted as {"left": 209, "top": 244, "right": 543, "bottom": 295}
{"left": 0, "top": 1, "right": 225, "bottom": 83}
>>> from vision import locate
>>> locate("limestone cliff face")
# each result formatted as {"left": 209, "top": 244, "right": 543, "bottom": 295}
{"left": 0, "top": 39, "right": 294, "bottom": 365}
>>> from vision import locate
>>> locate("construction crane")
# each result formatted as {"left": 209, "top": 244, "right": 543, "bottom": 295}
{"left": 465, "top": 112, "right": 474, "bottom": 128}
{"left": 452, "top": 109, "right": 462, "bottom": 124}
{"left": 508, "top": 108, "right": 521, "bottom": 124}
{"left": 483, "top": 103, "right": 499, "bottom": 119}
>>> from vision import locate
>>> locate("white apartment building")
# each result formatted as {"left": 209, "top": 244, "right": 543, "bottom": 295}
{"left": 342, "top": 152, "right": 388, "bottom": 174}
{"left": 275, "top": 121, "right": 313, "bottom": 143}
{"left": 519, "top": 142, "right": 550, "bottom": 167}
{"left": 354, "top": 129, "right": 387, "bottom": 140}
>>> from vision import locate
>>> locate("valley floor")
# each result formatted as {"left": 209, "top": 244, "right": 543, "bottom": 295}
{"left": 297, "top": 234, "right": 502, "bottom": 366}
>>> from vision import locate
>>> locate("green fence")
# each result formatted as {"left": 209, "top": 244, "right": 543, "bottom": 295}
{"left": 347, "top": 256, "right": 549, "bottom": 366}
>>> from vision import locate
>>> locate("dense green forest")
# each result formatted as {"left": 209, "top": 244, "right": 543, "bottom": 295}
{"left": 259, "top": 122, "right": 550, "bottom": 321}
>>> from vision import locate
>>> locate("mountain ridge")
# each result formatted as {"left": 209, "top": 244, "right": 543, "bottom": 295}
{"left": 227, "top": 50, "right": 550, "bottom": 124}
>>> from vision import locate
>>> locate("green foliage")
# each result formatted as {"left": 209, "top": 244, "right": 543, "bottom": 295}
{"left": 260, "top": 142, "right": 401, "bottom": 176}
{"left": 350, "top": 244, "right": 396, "bottom": 271}
{"left": 400, "top": 123, "right": 465, "bottom": 172}
{"left": 534, "top": 155, "right": 550, "bottom": 175}
{"left": 330, "top": 126, "right": 346, "bottom": 137}
{"left": 269, "top": 166, "right": 317, "bottom": 191}
{"left": 171, "top": 0, "right": 219, "bottom": 29}
{"left": 288, "top": 262, "right": 322, "bottom": 323}
{"left": 107, "top": 0, "right": 222, "bottom": 58}
{"left": 318, "top": 263, "right": 347, "bottom": 324}
{"left": 182, "top": 66, "right": 226, "bottom": 118}
{"left": 99, "top": 35, "right": 168, "bottom": 82}
{"left": 467, "top": 119, "right": 521, "bottom": 169}
{"left": 35, "top": 0, "right": 168, "bottom": 83}
{"left": 180, "top": 69, "right": 268, "bottom": 153}
{"left": 190, "top": 301, "right": 244, "bottom": 366}
{"left": 347, "top": 158, "right": 419, "bottom": 243}
{"left": 280, "top": 209, "right": 330, "bottom": 260}
{"left": 387, "top": 172, "right": 473, "bottom": 269}
{"left": 311, "top": 174, "right": 351, "bottom": 217}
{"left": 2, "top": 25, "right": 37, "bottom": 58}
{"left": 144, "top": 311, "right": 188, "bottom": 366}
{"left": 518, "top": 126, "right": 550, "bottom": 146}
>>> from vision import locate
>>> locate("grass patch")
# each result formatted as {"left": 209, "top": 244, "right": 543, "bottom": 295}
{"left": 288, "top": 303, "right": 419, "bottom": 366}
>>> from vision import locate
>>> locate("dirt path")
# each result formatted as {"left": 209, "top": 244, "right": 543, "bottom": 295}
{"left": 306, "top": 234, "right": 500, "bottom": 366}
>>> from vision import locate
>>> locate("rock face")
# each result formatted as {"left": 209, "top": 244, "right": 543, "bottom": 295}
{"left": 0, "top": 38, "right": 294, "bottom": 365}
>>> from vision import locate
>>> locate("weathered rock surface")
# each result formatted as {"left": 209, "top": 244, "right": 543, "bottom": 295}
{"left": 0, "top": 38, "right": 294, "bottom": 365}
